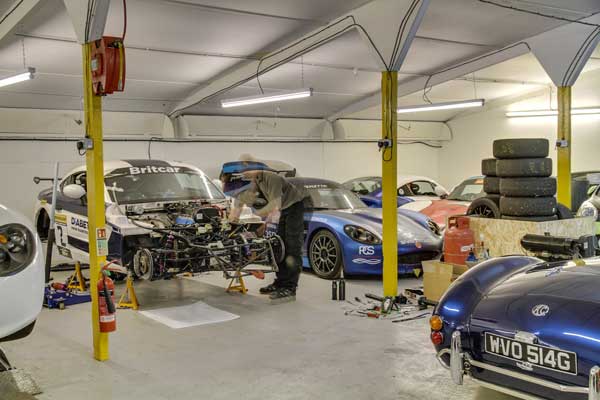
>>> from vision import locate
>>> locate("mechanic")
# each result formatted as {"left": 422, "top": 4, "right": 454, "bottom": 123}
{"left": 227, "top": 170, "right": 308, "bottom": 303}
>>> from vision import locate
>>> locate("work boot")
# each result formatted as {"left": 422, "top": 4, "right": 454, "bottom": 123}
{"left": 259, "top": 282, "right": 280, "bottom": 294}
{"left": 269, "top": 287, "right": 296, "bottom": 304}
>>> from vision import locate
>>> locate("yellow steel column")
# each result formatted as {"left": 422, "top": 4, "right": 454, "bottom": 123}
{"left": 557, "top": 86, "right": 572, "bottom": 209}
{"left": 381, "top": 71, "right": 398, "bottom": 297}
{"left": 82, "top": 43, "right": 109, "bottom": 361}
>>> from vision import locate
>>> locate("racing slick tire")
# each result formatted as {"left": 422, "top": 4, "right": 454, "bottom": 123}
{"left": 499, "top": 177, "right": 556, "bottom": 197}
{"left": 500, "top": 196, "right": 557, "bottom": 217}
{"left": 493, "top": 138, "right": 549, "bottom": 159}
{"left": 496, "top": 158, "right": 552, "bottom": 178}
{"left": 467, "top": 196, "right": 501, "bottom": 219}
{"left": 483, "top": 177, "right": 500, "bottom": 194}
{"left": 481, "top": 158, "right": 497, "bottom": 177}
{"left": 309, "top": 230, "right": 343, "bottom": 280}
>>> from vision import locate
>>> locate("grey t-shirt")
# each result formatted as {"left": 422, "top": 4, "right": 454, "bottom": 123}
{"left": 255, "top": 171, "right": 306, "bottom": 211}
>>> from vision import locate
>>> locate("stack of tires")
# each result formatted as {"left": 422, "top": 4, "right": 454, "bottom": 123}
{"left": 471, "top": 159, "right": 501, "bottom": 218}
{"left": 494, "top": 139, "right": 559, "bottom": 221}
{"left": 468, "top": 138, "right": 572, "bottom": 221}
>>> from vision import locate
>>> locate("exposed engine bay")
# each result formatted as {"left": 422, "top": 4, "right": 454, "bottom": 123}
{"left": 121, "top": 201, "right": 283, "bottom": 281}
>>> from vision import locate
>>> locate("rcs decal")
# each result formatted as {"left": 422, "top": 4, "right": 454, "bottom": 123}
{"left": 358, "top": 245, "right": 375, "bottom": 256}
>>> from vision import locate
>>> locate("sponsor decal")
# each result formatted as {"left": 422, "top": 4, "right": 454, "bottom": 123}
{"left": 70, "top": 217, "right": 89, "bottom": 235}
{"left": 353, "top": 258, "right": 381, "bottom": 265}
{"left": 532, "top": 304, "right": 550, "bottom": 317}
{"left": 358, "top": 245, "right": 375, "bottom": 256}
{"left": 55, "top": 213, "right": 67, "bottom": 225}
{"left": 304, "top": 184, "right": 330, "bottom": 189}
{"left": 129, "top": 166, "right": 181, "bottom": 175}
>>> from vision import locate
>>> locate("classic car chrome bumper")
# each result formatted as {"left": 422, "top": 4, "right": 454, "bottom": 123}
{"left": 439, "top": 330, "right": 600, "bottom": 400}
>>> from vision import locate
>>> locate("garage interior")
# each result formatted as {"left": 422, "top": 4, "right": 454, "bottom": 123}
{"left": 2, "top": 1, "right": 600, "bottom": 399}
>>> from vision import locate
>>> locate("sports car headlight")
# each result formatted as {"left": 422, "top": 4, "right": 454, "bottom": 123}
{"left": 0, "top": 224, "right": 35, "bottom": 277}
{"left": 577, "top": 201, "right": 598, "bottom": 220}
{"left": 344, "top": 225, "right": 381, "bottom": 245}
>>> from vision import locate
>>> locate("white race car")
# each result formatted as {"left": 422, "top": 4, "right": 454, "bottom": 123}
{"left": 34, "top": 160, "right": 229, "bottom": 277}
{"left": 0, "top": 204, "right": 44, "bottom": 342}
{"left": 34, "top": 160, "right": 280, "bottom": 281}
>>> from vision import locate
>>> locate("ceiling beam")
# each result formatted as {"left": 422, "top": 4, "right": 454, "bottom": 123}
{"left": 168, "top": 0, "right": 430, "bottom": 116}
{"left": 448, "top": 61, "right": 600, "bottom": 122}
{"left": 62, "top": 0, "right": 110, "bottom": 44}
{"left": 527, "top": 13, "right": 600, "bottom": 86}
{"left": 327, "top": 42, "right": 531, "bottom": 120}
{"left": 0, "top": 0, "right": 41, "bottom": 44}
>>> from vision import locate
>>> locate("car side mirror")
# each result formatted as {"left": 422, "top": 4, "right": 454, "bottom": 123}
{"left": 63, "top": 184, "right": 86, "bottom": 200}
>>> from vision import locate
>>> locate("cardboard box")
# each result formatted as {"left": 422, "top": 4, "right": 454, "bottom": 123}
{"left": 422, "top": 260, "right": 468, "bottom": 302}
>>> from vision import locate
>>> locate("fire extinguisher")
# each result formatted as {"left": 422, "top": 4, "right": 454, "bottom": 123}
{"left": 97, "top": 269, "right": 116, "bottom": 333}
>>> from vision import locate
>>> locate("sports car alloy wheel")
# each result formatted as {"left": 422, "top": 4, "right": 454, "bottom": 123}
{"left": 309, "top": 230, "right": 342, "bottom": 279}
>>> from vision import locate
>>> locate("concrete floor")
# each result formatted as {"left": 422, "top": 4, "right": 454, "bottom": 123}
{"left": 2, "top": 268, "right": 518, "bottom": 400}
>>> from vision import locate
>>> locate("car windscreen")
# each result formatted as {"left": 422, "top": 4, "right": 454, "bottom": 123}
{"left": 305, "top": 184, "right": 367, "bottom": 210}
{"left": 105, "top": 166, "right": 225, "bottom": 204}
{"left": 344, "top": 178, "right": 382, "bottom": 195}
{"left": 447, "top": 178, "right": 485, "bottom": 202}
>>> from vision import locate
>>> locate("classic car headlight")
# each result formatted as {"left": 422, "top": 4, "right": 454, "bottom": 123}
{"left": 427, "top": 219, "right": 441, "bottom": 236}
{"left": 344, "top": 225, "right": 381, "bottom": 245}
{"left": 0, "top": 224, "right": 36, "bottom": 277}
{"left": 577, "top": 201, "right": 598, "bottom": 220}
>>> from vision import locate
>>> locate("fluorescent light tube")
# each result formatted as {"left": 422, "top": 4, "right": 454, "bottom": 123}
{"left": 0, "top": 68, "right": 35, "bottom": 88}
{"left": 397, "top": 99, "right": 484, "bottom": 114}
{"left": 221, "top": 89, "right": 313, "bottom": 108}
{"left": 506, "top": 108, "right": 600, "bottom": 117}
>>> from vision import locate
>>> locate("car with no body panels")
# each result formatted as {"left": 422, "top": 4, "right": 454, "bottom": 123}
{"left": 342, "top": 175, "right": 448, "bottom": 208}
{"left": 283, "top": 178, "right": 442, "bottom": 279}
{"left": 431, "top": 255, "right": 600, "bottom": 400}
{"left": 0, "top": 204, "right": 44, "bottom": 343}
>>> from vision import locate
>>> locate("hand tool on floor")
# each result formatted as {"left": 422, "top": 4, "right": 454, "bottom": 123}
{"left": 392, "top": 312, "right": 430, "bottom": 323}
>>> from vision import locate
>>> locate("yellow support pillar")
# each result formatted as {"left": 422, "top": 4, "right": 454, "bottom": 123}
{"left": 82, "top": 43, "right": 109, "bottom": 361}
{"left": 557, "top": 86, "right": 572, "bottom": 209}
{"left": 381, "top": 71, "right": 398, "bottom": 297}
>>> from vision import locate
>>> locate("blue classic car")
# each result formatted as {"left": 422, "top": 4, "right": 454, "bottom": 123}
{"left": 284, "top": 178, "right": 442, "bottom": 279}
{"left": 431, "top": 256, "right": 600, "bottom": 400}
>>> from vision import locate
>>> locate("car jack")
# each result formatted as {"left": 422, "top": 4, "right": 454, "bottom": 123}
{"left": 118, "top": 272, "right": 139, "bottom": 310}
{"left": 226, "top": 270, "right": 248, "bottom": 294}
{"left": 66, "top": 261, "right": 87, "bottom": 292}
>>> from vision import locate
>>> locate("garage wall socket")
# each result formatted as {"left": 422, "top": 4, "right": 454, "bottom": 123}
{"left": 556, "top": 139, "right": 569, "bottom": 148}
{"left": 377, "top": 138, "right": 392, "bottom": 150}
{"left": 76, "top": 138, "right": 94, "bottom": 152}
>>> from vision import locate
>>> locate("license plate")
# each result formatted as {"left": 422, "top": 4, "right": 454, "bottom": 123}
{"left": 484, "top": 332, "right": 577, "bottom": 375}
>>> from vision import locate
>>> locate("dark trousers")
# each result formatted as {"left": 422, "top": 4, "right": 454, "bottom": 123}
{"left": 275, "top": 201, "right": 304, "bottom": 289}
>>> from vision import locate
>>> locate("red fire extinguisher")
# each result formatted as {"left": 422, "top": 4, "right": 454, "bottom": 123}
{"left": 443, "top": 215, "right": 475, "bottom": 265}
{"left": 97, "top": 269, "right": 116, "bottom": 333}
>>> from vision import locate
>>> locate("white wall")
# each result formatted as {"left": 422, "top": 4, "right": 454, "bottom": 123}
{"left": 0, "top": 109, "right": 445, "bottom": 219}
{"left": 439, "top": 107, "right": 600, "bottom": 190}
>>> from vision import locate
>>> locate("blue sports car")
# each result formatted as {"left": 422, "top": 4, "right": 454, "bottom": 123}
{"left": 283, "top": 178, "right": 442, "bottom": 279}
{"left": 431, "top": 255, "right": 600, "bottom": 400}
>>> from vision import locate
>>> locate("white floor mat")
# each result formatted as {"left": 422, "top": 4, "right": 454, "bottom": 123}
{"left": 139, "top": 301, "right": 240, "bottom": 329}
